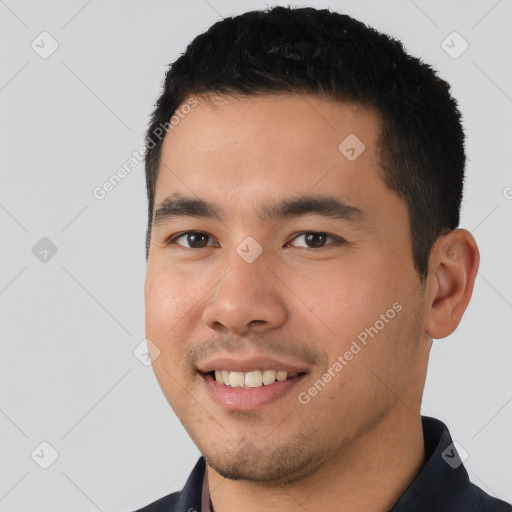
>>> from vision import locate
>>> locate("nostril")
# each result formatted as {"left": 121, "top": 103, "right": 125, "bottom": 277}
{"left": 248, "top": 320, "right": 266, "bottom": 326}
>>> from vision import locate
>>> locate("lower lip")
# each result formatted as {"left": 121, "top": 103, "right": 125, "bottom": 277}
{"left": 201, "top": 373, "right": 307, "bottom": 411}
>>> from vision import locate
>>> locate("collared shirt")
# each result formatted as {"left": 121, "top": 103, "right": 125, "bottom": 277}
{"left": 133, "top": 416, "right": 511, "bottom": 511}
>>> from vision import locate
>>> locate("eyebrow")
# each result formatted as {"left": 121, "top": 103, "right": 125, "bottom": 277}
{"left": 153, "top": 193, "right": 369, "bottom": 226}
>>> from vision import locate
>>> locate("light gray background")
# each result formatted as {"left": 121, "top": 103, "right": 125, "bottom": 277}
{"left": 0, "top": 0, "right": 511, "bottom": 510}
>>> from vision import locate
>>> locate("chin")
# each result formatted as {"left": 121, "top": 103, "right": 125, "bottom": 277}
{"left": 202, "top": 436, "right": 323, "bottom": 486}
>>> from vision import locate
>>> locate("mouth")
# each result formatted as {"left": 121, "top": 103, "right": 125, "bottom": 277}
{"left": 199, "top": 369, "right": 308, "bottom": 410}
{"left": 203, "top": 369, "right": 308, "bottom": 388}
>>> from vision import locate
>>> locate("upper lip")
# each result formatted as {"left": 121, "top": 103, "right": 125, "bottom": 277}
{"left": 196, "top": 355, "right": 311, "bottom": 374}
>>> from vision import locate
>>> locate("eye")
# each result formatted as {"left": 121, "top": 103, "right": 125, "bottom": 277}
{"left": 169, "top": 231, "right": 217, "bottom": 249}
{"left": 287, "top": 232, "right": 340, "bottom": 249}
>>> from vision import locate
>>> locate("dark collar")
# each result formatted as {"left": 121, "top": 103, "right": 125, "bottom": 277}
{"left": 390, "top": 416, "right": 479, "bottom": 510}
{"left": 159, "top": 416, "right": 510, "bottom": 512}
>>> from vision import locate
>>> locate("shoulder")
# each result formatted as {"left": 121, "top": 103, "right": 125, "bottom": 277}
{"left": 129, "top": 490, "right": 181, "bottom": 512}
{"left": 128, "top": 456, "right": 206, "bottom": 512}
{"left": 472, "top": 484, "right": 512, "bottom": 512}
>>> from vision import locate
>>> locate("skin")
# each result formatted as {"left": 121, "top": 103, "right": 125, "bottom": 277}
{"left": 144, "top": 93, "right": 479, "bottom": 512}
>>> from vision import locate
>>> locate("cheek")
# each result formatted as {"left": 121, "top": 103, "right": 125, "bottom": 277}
{"left": 145, "top": 274, "right": 201, "bottom": 411}
{"left": 144, "top": 268, "right": 205, "bottom": 384}
{"left": 145, "top": 265, "right": 203, "bottom": 331}
{"left": 289, "top": 261, "right": 391, "bottom": 343}
{"left": 291, "top": 261, "right": 416, "bottom": 388}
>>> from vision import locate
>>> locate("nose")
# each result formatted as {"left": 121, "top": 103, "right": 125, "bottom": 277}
{"left": 202, "top": 254, "right": 288, "bottom": 335}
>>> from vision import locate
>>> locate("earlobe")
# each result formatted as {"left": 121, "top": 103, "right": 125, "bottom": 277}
{"left": 424, "top": 229, "right": 480, "bottom": 339}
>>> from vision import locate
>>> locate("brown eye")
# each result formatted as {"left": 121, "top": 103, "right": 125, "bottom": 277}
{"left": 172, "top": 232, "right": 214, "bottom": 248}
{"left": 289, "top": 232, "right": 335, "bottom": 249}
{"left": 304, "top": 233, "right": 328, "bottom": 248}
{"left": 187, "top": 233, "right": 209, "bottom": 248}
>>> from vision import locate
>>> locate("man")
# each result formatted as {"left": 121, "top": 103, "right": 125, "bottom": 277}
{"left": 135, "top": 6, "right": 511, "bottom": 512}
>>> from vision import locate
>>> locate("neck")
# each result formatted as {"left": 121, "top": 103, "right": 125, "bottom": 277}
{"left": 206, "top": 408, "right": 426, "bottom": 512}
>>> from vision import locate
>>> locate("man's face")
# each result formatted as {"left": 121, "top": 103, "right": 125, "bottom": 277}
{"left": 144, "top": 93, "right": 428, "bottom": 483}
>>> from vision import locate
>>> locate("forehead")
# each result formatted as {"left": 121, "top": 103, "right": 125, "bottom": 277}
{"left": 161, "top": 93, "right": 380, "bottom": 160}
{"left": 153, "top": 93, "right": 410, "bottom": 233}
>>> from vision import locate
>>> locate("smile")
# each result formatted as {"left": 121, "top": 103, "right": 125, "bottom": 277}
{"left": 210, "top": 369, "right": 305, "bottom": 388}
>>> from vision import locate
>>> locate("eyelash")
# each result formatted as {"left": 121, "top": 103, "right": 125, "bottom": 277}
{"left": 166, "top": 231, "right": 345, "bottom": 250}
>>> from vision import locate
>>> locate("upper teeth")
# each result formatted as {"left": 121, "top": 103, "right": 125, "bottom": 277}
{"left": 213, "top": 370, "right": 299, "bottom": 388}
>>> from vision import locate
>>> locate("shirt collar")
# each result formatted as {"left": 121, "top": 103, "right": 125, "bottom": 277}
{"left": 389, "top": 415, "right": 473, "bottom": 511}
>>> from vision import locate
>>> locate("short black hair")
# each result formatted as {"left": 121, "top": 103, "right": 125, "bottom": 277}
{"left": 144, "top": 6, "right": 465, "bottom": 280}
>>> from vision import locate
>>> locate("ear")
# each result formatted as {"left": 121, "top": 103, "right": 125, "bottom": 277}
{"left": 424, "top": 229, "right": 480, "bottom": 339}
